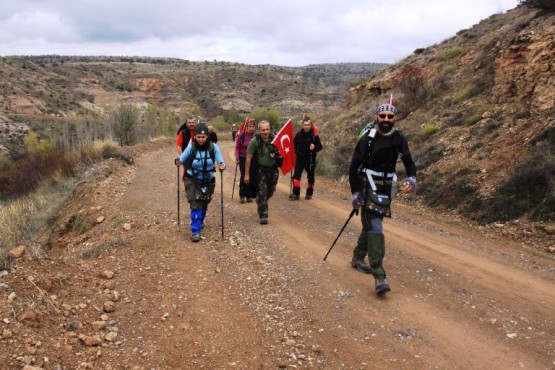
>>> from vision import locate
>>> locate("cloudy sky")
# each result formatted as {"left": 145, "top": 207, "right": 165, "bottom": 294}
{"left": 0, "top": 0, "right": 519, "bottom": 67}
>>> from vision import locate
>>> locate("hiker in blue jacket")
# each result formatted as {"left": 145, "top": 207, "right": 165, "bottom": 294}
{"left": 176, "top": 123, "right": 226, "bottom": 242}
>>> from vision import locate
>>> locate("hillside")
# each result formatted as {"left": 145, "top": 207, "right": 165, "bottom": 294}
{"left": 318, "top": 4, "right": 554, "bottom": 228}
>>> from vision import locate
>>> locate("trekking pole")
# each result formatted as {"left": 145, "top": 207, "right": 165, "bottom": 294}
{"left": 220, "top": 168, "right": 225, "bottom": 239}
{"left": 231, "top": 161, "right": 239, "bottom": 200}
{"left": 323, "top": 208, "right": 358, "bottom": 261}
{"left": 175, "top": 159, "right": 181, "bottom": 226}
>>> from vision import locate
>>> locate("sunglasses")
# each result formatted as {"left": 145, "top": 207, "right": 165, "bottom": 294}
{"left": 378, "top": 114, "right": 395, "bottom": 119}
{"left": 196, "top": 135, "right": 207, "bottom": 139}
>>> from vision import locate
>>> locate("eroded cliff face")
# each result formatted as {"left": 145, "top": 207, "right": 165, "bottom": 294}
{"left": 493, "top": 16, "right": 554, "bottom": 114}
{"left": 343, "top": 6, "right": 553, "bottom": 221}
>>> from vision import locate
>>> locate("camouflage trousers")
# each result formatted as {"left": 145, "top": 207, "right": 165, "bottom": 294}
{"left": 256, "top": 166, "right": 279, "bottom": 218}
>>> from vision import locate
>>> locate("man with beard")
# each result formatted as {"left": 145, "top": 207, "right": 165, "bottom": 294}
{"left": 244, "top": 120, "right": 282, "bottom": 225}
{"left": 348, "top": 103, "right": 416, "bottom": 295}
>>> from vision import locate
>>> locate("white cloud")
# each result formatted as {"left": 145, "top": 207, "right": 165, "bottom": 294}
{"left": 0, "top": 0, "right": 520, "bottom": 66}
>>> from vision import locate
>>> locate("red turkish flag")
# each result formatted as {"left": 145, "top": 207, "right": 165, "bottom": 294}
{"left": 272, "top": 119, "right": 295, "bottom": 175}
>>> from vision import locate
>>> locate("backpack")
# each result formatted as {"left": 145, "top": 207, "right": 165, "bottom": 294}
{"left": 187, "top": 142, "right": 216, "bottom": 175}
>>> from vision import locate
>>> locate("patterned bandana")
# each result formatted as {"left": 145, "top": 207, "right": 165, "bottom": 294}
{"left": 376, "top": 103, "right": 397, "bottom": 114}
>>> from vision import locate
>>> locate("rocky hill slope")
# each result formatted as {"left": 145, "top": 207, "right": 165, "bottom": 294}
{"left": 320, "top": 4, "right": 554, "bottom": 226}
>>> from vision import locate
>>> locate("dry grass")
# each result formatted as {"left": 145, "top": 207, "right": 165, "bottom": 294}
{"left": 0, "top": 172, "right": 75, "bottom": 267}
{"left": 0, "top": 140, "right": 129, "bottom": 264}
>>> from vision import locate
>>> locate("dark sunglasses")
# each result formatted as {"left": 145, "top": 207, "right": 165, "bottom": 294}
{"left": 378, "top": 114, "right": 395, "bottom": 119}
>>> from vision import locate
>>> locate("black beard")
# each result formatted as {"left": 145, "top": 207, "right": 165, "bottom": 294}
{"left": 377, "top": 121, "right": 394, "bottom": 134}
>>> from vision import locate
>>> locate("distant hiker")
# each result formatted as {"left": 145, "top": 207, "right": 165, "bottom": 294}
{"left": 175, "top": 123, "right": 226, "bottom": 242}
{"left": 208, "top": 125, "right": 218, "bottom": 143}
{"left": 234, "top": 119, "right": 258, "bottom": 203}
{"left": 244, "top": 120, "right": 282, "bottom": 225}
{"left": 176, "top": 116, "right": 197, "bottom": 155}
{"left": 289, "top": 117, "right": 322, "bottom": 200}
{"left": 231, "top": 123, "right": 238, "bottom": 141}
{"left": 348, "top": 102, "right": 416, "bottom": 295}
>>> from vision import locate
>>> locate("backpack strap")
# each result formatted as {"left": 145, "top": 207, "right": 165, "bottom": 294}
{"left": 188, "top": 142, "right": 216, "bottom": 181}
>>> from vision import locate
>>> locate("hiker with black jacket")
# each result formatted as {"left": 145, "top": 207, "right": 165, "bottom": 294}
{"left": 348, "top": 102, "right": 416, "bottom": 295}
{"left": 289, "top": 118, "right": 322, "bottom": 200}
{"left": 234, "top": 119, "right": 258, "bottom": 203}
{"left": 175, "top": 123, "right": 226, "bottom": 242}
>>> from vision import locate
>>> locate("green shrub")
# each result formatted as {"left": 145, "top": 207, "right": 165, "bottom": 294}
{"left": 423, "top": 124, "right": 439, "bottom": 135}
{"left": 0, "top": 154, "right": 13, "bottom": 174}
{"left": 464, "top": 113, "right": 483, "bottom": 126}
{"left": 71, "top": 215, "right": 87, "bottom": 234}
{"left": 413, "top": 141, "right": 445, "bottom": 169}
{"left": 420, "top": 168, "right": 478, "bottom": 209}
{"left": 440, "top": 47, "right": 463, "bottom": 61}
{"left": 477, "top": 150, "right": 555, "bottom": 222}
{"left": 442, "top": 64, "right": 457, "bottom": 75}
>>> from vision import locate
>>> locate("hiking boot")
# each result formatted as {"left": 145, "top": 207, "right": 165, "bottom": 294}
{"left": 350, "top": 256, "right": 373, "bottom": 274}
{"left": 246, "top": 197, "right": 253, "bottom": 203}
{"left": 305, "top": 188, "right": 313, "bottom": 200}
{"left": 289, "top": 194, "right": 300, "bottom": 201}
{"left": 191, "top": 234, "right": 201, "bottom": 242}
{"left": 240, "top": 197, "right": 246, "bottom": 204}
{"left": 305, "top": 194, "right": 312, "bottom": 200}
{"left": 260, "top": 216, "right": 268, "bottom": 225}
{"left": 375, "top": 278, "right": 391, "bottom": 295}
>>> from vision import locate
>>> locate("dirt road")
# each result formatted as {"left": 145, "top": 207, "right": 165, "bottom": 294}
{"left": 1, "top": 139, "right": 554, "bottom": 369}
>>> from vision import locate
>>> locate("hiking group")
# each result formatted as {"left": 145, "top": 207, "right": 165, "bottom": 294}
{"left": 174, "top": 102, "right": 416, "bottom": 295}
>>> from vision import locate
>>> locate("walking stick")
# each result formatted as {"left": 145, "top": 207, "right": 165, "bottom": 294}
{"left": 220, "top": 168, "right": 225, "bottom": 239}
{"left": 175, "top": 159, "right": 180, "bottom": 226}
{"left": 323, "top": 208, "right": 358, "bottom": 261}
{"left": 231, "top": 161, "right": 239, "bottom": 200}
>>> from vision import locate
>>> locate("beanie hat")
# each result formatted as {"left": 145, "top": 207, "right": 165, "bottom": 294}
{"left": 376, "top": 103, "right": 397, "bottom": 114}
{"left": 196, "top": 123, "right": 208, "bottom": 135}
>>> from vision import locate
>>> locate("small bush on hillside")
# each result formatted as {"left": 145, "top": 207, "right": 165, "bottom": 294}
{"left": 329, "top": 139, "right": 355, "bottom": 177}
{"left": 476, "top": 149, "right": 555, "bottom": 222}
{"left": 423, "top": 124, "right": 439, "bottom": 136}
{"left": 465, "top": 113, "right": 483, "bottom": 126}
{"left": 71, "top": 215, "right": 87, "bottom": 234}
{"left": 442, "top": 65, "right": 457, "bottom": 75}
{"left": 0, "top": 151, "right": 76, "bottom": 200}
{"left": 24, "top": 131, "right": 56, "bottom": 154}
{"left": 420, "top": 168, "right": 478, "bottom": 209}
{"left": 439, "top": 47, "right": 463, "bottom": 61}
{"left": 209, "top": 115, "right": 228, "bottom": 132}
{"left": 0, "top": 154, "right": 13, "bottom": 174}
{"left": 412, "top": 141, "right": 446, "bottom": 170}
{"left": 398, "top": 64, "right": 429, "bottom": 110}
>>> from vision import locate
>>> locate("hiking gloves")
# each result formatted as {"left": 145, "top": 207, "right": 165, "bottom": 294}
{"left": 351, "top": 192, "right": 362, "bottom": 209}
{"left": 403, "top": 176, "right": 416, "bottom": 193}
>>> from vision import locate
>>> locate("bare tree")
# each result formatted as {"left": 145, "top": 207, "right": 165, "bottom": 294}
{"left": 110, "top": 102, "right": 139, "bottom": 146}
